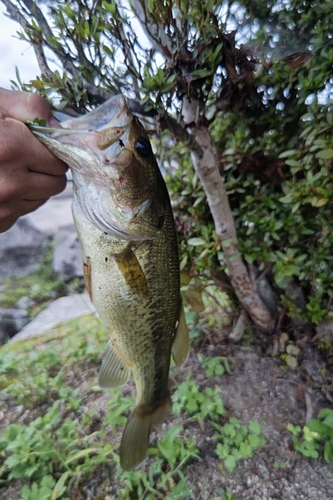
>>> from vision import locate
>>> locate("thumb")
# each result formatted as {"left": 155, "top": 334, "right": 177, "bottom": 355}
{"left": 0, "top": 88, "right": 61, "bottom": 128}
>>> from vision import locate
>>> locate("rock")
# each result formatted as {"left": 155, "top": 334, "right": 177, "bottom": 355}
{"left": 10, "top": 293, "right": 96, "bottom": 342}
{"left": 52, "top": 226, "right": 83, "bottom": 279}
{"left": 15, "top": 296, "right": 35, "bottom": 309}
{"left": 0, "top": 219, "right": 48, "bottom": 280}
{"left": 0, "top": 308, "right": 30, "bottom": 344}
{"left": 315, "top": 320, "right": 333, "bottom": 343}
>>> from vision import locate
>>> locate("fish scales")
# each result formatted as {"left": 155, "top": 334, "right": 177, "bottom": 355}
{"left": 28, "top": 94, "right": 189, "bottom": 470}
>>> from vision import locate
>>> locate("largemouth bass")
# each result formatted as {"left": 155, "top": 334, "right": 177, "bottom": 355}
{"left": 28, "top": 95, "right": 189, "bottom": 470}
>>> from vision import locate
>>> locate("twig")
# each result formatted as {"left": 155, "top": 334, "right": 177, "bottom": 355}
{"left": 229, "top": 312, "right": 245, "bottom": 341}
{"left": 305, "top": 391, "right": 313, "bottom": 422}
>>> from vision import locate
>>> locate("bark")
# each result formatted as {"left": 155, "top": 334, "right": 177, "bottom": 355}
{"left": 183, "top": 102, "right": 275, "bottom": 331}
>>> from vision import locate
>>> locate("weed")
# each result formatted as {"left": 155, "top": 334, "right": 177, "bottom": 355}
{"left": 273, "top": 461, "right": 287, "bottom": 469}
{"left": 19, "top": 475, "right": 70, "bottom": 500}
{"left": 215, "top": 489, "right": 243, "bottom": 500}
{"left": 199, "top": 355, "right": 232, "bottom": 377}
{"left": 118, "top": 425, "right": 198, "bottom": 499}
{"left": 0, "top": 316, "right": 110, "bottom": 498}
{"left": 213, "top": 418, "right": 266, "bottom": 471}
{"left": 103, "top": 388, "right": 135, "bottom": 429}
{"left": 287, "top": 408, "right": 333, "bottom": 463}
{"left": 172, "top": 376, "right": 226, "bottom": 421}
{"left": 0, "top": 401, "right": 113, "bottom": 485}
{"left": 0, "top": 246, "right": 84, "bottom": 317}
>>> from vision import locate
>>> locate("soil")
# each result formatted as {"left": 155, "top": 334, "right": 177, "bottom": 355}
{"left": 1, "top": 324, "right": 333, "bottom": 500}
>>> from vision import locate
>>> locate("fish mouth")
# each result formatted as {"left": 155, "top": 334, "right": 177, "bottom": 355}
{"left": 28, "top": 95, "right": 133, "bottom": 181}
{"left": 29, "top": 96, "right": 161, "bottom": 240}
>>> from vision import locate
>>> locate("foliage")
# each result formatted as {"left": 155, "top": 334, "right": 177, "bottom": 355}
{"left": 172, "top": 376, "right": 226, "bottom": 421}
{"left": 0, "top": 314, "right": 266, "bottom": 498}
{"left": 4, "top": 0, "right": 333, "bottom": 330}
{"left": 215, "top": 490, "right": 243, "bottom": 500}
{"left": 118, "top": 426, "right": 199, "bottom": 499}
{"left": 288, "top": 408, "right": 333, "bottom": 463}
{"left": 213, "top": 418, "right": 266, "bottom": 472}
{"left": 0, "top": 246, "right": 83, "bottom": 318}
{"left": 199, "top": 354, "right": 232, "bottom": 377}
{"left": 20, "top": 475, "right": 66, "bottom": 500}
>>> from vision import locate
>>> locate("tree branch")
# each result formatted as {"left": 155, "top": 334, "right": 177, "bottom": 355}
{"left": 1, "top": 0, "right": 116, "bottom": 101}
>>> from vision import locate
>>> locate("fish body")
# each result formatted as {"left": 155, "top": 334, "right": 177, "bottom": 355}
{"left": 29, "top": 95, "right": 189, "bottom": 470}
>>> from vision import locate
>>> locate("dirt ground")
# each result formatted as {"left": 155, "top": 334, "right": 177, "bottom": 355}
{"left": 178, "top": 341, "right": 333, "bottom": 500}
{"left": 1, "top": 326, "right": 333, "bottom": 500}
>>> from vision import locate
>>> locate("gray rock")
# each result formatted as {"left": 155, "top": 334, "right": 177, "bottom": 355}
{"left": 315, "top": 319, "right": 333, "bottom": 343}
{"left": 15, "top": 296, "right": 35, "bottom": 310}
{"left": 10, "top": 293, "right": 96, "bottom": 342}
{"left": 0, "top": 308, "right": 30, "bottom": 344}
{"left": 0, "top": 219, "right": 48, "bottom": 280}
{"left": 52, "top": 226, "right": 83, "bottom": 279}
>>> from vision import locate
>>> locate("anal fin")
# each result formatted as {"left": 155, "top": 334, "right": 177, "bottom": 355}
{"left": 172, "top": 298, "right": 189, "bottom": 366}
{"left": 98, "top": 341, "right": 131, "bottom": 388}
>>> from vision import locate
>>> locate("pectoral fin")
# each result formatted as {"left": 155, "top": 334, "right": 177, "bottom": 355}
{"left": 98, "top": 341, "right": 131, "bottom": 388}
{"left": 113, "top": 246, "right": 148, "bottom": 297}
{"left": 172, "top": 299, "right": 189, "bottom": 366}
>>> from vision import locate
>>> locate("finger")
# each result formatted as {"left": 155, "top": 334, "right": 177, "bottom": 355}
{"left": 22, "top": 171, "right": 68, "bottom": 200}
{"left": 0, "top": 168, "right": 67, "bottom": 204}
{"left": 0, "top": 197, "right": 49, "bottom": 231}
{"left": 0, "top": 88, "right": 61, "bottom": 128}
{"left": 0, "top": 117, "right": 68, "bottom": 176}
{"left": 0, "top": 214, "right": 19, "bottom": 233}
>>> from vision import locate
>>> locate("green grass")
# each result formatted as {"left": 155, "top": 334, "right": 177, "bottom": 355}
{"left": 0, "top": 314, "right": 262, "bottom": 499}
{"left": 0, "top": 246, "right": 83, "bottom": 318}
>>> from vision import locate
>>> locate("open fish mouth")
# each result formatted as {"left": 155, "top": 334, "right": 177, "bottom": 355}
{"left": 28, "top": 95, "right": 133, "bottom": 181}
{"left": 28, "top": 95, "right": 164, "bottom": 240}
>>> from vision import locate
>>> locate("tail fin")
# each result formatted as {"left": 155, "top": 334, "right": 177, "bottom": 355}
{"left": 119, "top": 394, "right": 171, "bottom": 470}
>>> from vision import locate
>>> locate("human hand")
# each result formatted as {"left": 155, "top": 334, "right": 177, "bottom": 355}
{"left": 0, "top": 88, "right": 68, "bottom": 233}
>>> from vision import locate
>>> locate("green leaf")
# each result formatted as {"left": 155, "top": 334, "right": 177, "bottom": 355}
{"left": 187, "top": 237, "right": 205, "bottom": 246}
{"left": 324, "top": 440, "right": 333, "bottom": 464}
{"left": 278, "top": 149, "right": 299, "bottom": 158}
{"left": 224, "top": 455, "right": 237, "bottom": 471}
{"left": 248, "top": 421, "right": 261, "bottom": 435}
{"left": 316, "top": 149, "right": 333, "bottom": 159}
{"left": 222, "top": 238, "right": 236, "bottom": 248}
{"left": 285, "top": 354, "right": 297, "bottom": 369}
{"left": 65, "top": 448, "right": 101, "bottom": 464}
{"left": 279, "top": 194, "right": 293, "bottom": 204}
{"left": 228, "top": 252, "right": 242, "bottom": 262}
{"left": 51, "top": 471, "right": 70, "bottom": 500}
{"left": 322, "top": 413, "right": 333, "bottom": 429}
{"left": 314, "top": 198, "right": 327, "bottom": 207}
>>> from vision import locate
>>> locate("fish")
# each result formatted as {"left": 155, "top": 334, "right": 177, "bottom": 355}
{"left": 28, "top": 95, "right": 189, "bottom": 470}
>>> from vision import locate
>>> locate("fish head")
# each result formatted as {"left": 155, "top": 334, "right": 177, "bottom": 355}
{"left": 29, "top": 95, "right": 166, "bottom": 240}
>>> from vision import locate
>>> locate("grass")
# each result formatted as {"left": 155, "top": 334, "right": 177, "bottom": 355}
{"left": 0, "top": 246, "right": 83, "bottom": 320}
{"left": 0, "top": 309, "right": 269, "bottom": 499}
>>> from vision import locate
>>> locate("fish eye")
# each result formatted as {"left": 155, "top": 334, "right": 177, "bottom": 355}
{"left": 135, "top": 137, "right": 152, "bottom": 158}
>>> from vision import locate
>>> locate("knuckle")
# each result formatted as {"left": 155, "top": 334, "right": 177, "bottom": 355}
{"left": 0, "top": 120, "right": 19, "bottom": 161}
{"left": 26, "top": 93, "right": 51, "bottom": 120}
{"left": 0, "top": 178, "right": 20, "bottom": 204}
{"left": 52, "top": 174, "right": 67, "bottom": 194}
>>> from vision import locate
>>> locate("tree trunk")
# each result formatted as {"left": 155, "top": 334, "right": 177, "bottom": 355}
{"left": 188, "top": 123, "right": 275, "bottom": 332}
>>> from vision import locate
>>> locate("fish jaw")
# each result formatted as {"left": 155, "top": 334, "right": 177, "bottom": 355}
{"left": 28, "top": 95, "right": 166, "bottom": 239}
